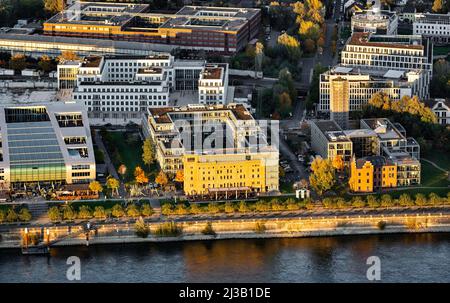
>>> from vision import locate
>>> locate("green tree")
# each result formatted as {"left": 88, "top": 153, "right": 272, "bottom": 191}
{"left": 48, "top": 206, "right": 61, "bottom": 222}
{"left": 106, "top": 176, "right": 120, "bottom": 196}
{"left": 351, "top": 197, "right": 366, "bottom": 208}
{"left": 141, "top": 203, "right": 154, "bottom": 217}
{"left": 6, "top": 208, "right": 18, "bottom": 222}
{"left": 238, "top": 201, "right": 250, "bottom": 213}
{"left": 207, "top": 203, "right": 220, "bottom": 214}
{"left": 224, "top": 202, "right": 235, "bottom": 213}
{"left": 18, "top": 208, "right": 32, "bottom": 222}
{"left": 93, "top": 206, "right": 107, "bottom": 219}
{"left": 415, "top": 194, "right": 428, "bottom": 206}
{"left": 309, "top": 157, "right": 336, "bottom": 195}
{"left": 9, "top": 53, "right": 26, "bottom": 71}
{"left": 380, "top": 194, "right": 394, "bottom": 208}
{"left": 126, "top": 204, "right": 141, "bottom": 217}
{"left": 77, "top": 206, "right": 92, "bottom": 219}
{"left": 142, "top": 137, "right": 156, "bottom": 168}
{"left": 62, "top": 205, "right": 76, "bottom": 221}
{"left": 398, "top": 194, "right": 413, "bottom": 207}
{"left": 367, "top": 196, "right": 380, "bottom": 208}
{"left": 44, "top": 0, "right": 65, "bottom": 13}
{"left": 428, "top": 193, "right": 442, "bottom": 205}
{"left": 189, "top": 203, "right": 202, "bottom": 214}
{"left": 111, "top": 204, "right": 125, "bottom": 218}
{"left": 277, "top": 33, "right": 302, "bottom": 61}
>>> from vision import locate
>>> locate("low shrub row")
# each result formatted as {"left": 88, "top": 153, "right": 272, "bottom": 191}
{"left": 0, "top": 207, "right": 32, "bottom": 223}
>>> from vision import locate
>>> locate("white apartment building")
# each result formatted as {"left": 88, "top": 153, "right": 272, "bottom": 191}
{"left": 319, "top": 65, "right": 428, "bottom": 114}
{"left": 341, "top": 32, "right": 433, "bottom": 77}
{"left": 426, "top": 99, "right": 450, "bottom": 125}
{"left": 351, "top": 9, "right": 399, "bottom": 35}
{"left": 0, "top": 103, "right": 96, "bottom": 191}
{"left": 413, "top": 13, "right": 450, "bottom": 45}
{"left": 198, "top": 63, "right": 229, "bottom": 105}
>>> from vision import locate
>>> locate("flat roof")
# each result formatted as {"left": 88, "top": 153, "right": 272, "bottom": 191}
{"left": 348, "top": 32, "right": 424, "bottom": 50}
{"left": 313, "top": 120, "right": 351, "bottom": 143}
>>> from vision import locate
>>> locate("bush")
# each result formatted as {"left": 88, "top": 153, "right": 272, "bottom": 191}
{"left": 141, "top": 204, "right": 154, "bottom": 217}
{"left": 154, "top": 221, "right": 182, "bottom": 237}
{"left": 174, "top": 204, "right": 189, "bottom": 215}
{"left": 201, "top": 222, "right": 216, "bottom": 236}
{"left": 414, "top": 194, "right": 427, "bottom": 207}
{"left": 351, "top": 197, "right": 366, "bottom": 208}
{"left": 238, "top": 201, "right": 250, "bottom": 213}
{"left": 367, "top": 196, "right": 380, "bottom": 208}
{"left": 207, "top": 203, "right": 220, "bottom": 214}
{"left": 271, "top": 200, "right": 285, "bottom": 211}
{"left": 111, "top": 204, "right": 125, "bottom": 218}
{"left": 335, "top": 198, "right": 348, "bottom": 209}
{"left": 255, "top": 201, "right": 270, "bottom": 212}
{"left": 398, "top": 194, "right": 413, "bottom": 207}
{"left": 48, "top": 206, "right": 61, "bottom": 222}
{"left": 0, "top": 209, "right": 5, "bottom": 223}
{"left": 286, "top": 201, "right": 300, "bottom": 210}
{"left": 380, "top": 194, "right": 394, "bottom": 208}
{"left": 377, "top": 221, "right": 387, "bottom": 230}
{"left": 428, "top": 193, "right": 442, "bottom": 206}
{"left": 93, "top": 206, "right": 107, "bottom": 219}
{"left": 18, "top": 208, "right": 32, "bottom": 222}
{"left": 6, "top": 208, "right": 18, "bottom": 222}
{"left": 189, "top": 203, "right": 203, "bottom": 214}
{"left": 77, "top": 206, "right": 92, "bottom": 219}
{"left": 254, "top": 222, "right": 266, "bottom": 233}
{"left": 62, "top": 205, "right": 76, "bottom": 221}
{"left": 135, "top": 217, "right": 150, "bottom": 238}
{"left": 322, "top": 197, "right": 335, "bottom": 208}
{"left": 126, "top": 204, "right": 141, "bottom": 217}
{"left": 161, "top": 203, "right": 173, "bottom": 216}
{"left": 224, "top": 202, "right": 235, "bottom": 213}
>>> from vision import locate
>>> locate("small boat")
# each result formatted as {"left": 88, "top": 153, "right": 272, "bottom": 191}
{"left": 21, "top": 246, "right": 50, "bottom": 255}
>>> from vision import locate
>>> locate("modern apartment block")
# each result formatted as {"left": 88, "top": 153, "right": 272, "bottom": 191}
{"left": 349, "top": 155, "right": 397, "bottom": 192}
{"left": 340, "top": 32, "right": 433, "bottom": 76}
{"left": 310, "top": 120, "right": 353, "bottom": 162}
{"left": 319, "top": 65, "right": 429, "bottom": 122}
{"left": 0, "top": 103, "right": 96, "bottom": 191}
{"left": 426, "top": 99, "right": 450, "bottom": 125}
{"left": 311, "top": 118, "right": 421, "bottom": 187}
{"left": 413, "top": 13, "right": 450, "bottom": 45}
{"left": 58, "top": 55, "right": 237, "bottom": 124}
{"left": 143, "top": 104, "right": 279, "bottom": 196}
{"left": 43, "top": 2, "right": 261, "bottom": 53}
{"left": 351, "top": 9, "right": 398, "bottom": 35}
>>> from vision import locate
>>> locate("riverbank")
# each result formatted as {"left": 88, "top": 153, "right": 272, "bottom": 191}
{"left": 1, "top": 211, "right": 449, "bottom": 249}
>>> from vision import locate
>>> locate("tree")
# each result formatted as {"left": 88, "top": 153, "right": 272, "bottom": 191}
{"left": 415, "top": 193, "right": 427, "bottom": 206}
{"left": 332, "top": 155, "right": 345, "bottom": 171}
{"left": 0, "top": 209, "right": 5, "bottom": 223}
{"left": 141, "top": 204, "right": 154, "bottom": 217}
{"left": 118, "top": 164, "right": 127, "bottom": 179}
{"left": 304, "top": 38, "right": 316, "bottom": 53}
{"left": 190, "top": 203, "right": 202, "bottom": 214}
{"left": 255, "top": 42, "right": 264, "bottom": 71}
{"left": 142, "top": 137, "right": 155, "bottom": 168}
{"left": 89, "top": 181, "right": 103, "bottom": 194}
{"left": 111, "top": 204, "right": 125, "bottom": 218}
{"left": 9, "top": 53, "right": 26, "bottom": 71}
{"left": 299, "top": 20, "right": 320, "bottom": 41}
{"left": 432, "top": 0, "right": 444, "bottom": 12}
{"left": 37, "top": 55, "right": 54, "bottom": 72}
{"left": 44, "top": 0, "right": 65, "bottom": 13}
{"left": 57, "top": 51, "right": 79, "bottom": 63}
{"left": 18, "top": 208, "right": 32, "bottom": 222}
{"left": 93, "top": 206, "right": 107, "bottom": 219}
{"left": 126, "top": 204, "right": 141, "bottom": 217}
{"left": 155, "top": 170, "right": 169, "bottom": 188}
{"left": 6, "top": 208, "right": 18, "bottom": 222}
{"left": 238, "top": 201, "right": 250, "bottom": 213}
{"left": 309, "top": 157, "right": 336, "bottom": 195}
{"left": 48, "top": 206, "right": 61, "bottom": 222}
{"left": 380, "top": 194, "right": 394, "bottom": 208}
{"left": 207, "top": 203, "right": 220, "bottom": 214}
{"left": 351, "top": 197, "right": 366, "bottom": 208}
{"left": 77, "top": 206, "right": 92, "bottom": 219}
{"left": 106, "top": 176, "right": 120, "bottom": 196}
{"left": 398, "top": 194, "right": 413, "bottom": 207}
{"left": 62, "top": 205, "right": 76, "bottom": 221}
{"left": 135, "top": 217, "right": 150, "bottom": 238}
{"left": 428, "top": 193, "right": 442, "bottom": 205}
{"left": 134, "top": 166, "right": 149, "bottom": 185}
{"left": 277, "top": 33, "right": 302, "bottom": 61}
{"left": 367, "top": 195, "right": 380, "bottom": 208}
{"left": 174, "top": 170, "right": 184, "bottom": 183}
{"left": 224, "top": 202, "right": 235, "bottom": 213}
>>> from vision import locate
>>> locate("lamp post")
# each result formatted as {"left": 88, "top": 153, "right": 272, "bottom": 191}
{"left": 24, "top": 228, "right": 28, "bottom": 249}
{"left": 46, "top": 228, "right": 50, "bottom": 246}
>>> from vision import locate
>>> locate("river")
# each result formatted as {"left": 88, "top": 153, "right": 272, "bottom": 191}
{"left": 0, "top": 233, "right": 449, "bottom": 283}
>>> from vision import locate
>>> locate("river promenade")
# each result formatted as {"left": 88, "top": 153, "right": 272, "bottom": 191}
{"left": 1, "top": 206, "right": 450, "bottom": 249}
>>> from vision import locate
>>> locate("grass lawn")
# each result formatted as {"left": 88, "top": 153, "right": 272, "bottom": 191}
{"left": 102, "top": 131, "right": 159, "bottom": 182}
{"left": 423, "top": 153, "right": 450, "bottom": 171}
{"left": 421, "top": 160, "right": 450, "bottom": 187}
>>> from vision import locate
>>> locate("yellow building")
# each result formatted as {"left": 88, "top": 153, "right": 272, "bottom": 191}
{"left": 183, "top": 150, "right": 279, "bottom": 197}
{"left": 349, "top": 156, "right": 397, "bottom": 193}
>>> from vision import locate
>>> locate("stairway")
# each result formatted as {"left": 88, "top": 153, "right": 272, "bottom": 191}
{"left": 27, "top": 203, "right": 49, "bottom": 222}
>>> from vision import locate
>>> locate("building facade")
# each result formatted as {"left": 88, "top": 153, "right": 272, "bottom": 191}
{"left": 143, "top": 104, "right": 279, "bottom": 196}
{"left": 0, "top": 103, "right": 96, "bottom": 191}
{"left": 43, "top": 2, "right": 261, "bottom": 54}
{"left": 413, "top": 13, "right": 450, "bottom": 45}
{"left": 310, "top": 120, "right": 353, "bottom": 162}
{"left": 349, "top": 156, "right": 397, "bottom": 192}
{"left": 426, "top": 99, "right": 450, "bottom": 125}
{"left": 351, "top": 9, "right": 398, "bottom": 35}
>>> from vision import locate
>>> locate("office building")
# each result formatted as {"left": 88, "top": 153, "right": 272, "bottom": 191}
{"left": 43, "top": 2, "right": 261, "bottom": 53}
{"left": 351, "top": 9, "right": 398, "bottom": 35}
{"left": 413, "top": 13, "right": 450, "bottom": 45}
{"left": 143, "top": 104, "right": 279, "bottom": 196}
{"left": 310, "top": 120, "right": 353, "bottom": 162}
{"left": 0, "top": 103, "right": 96, "bottom": 191}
